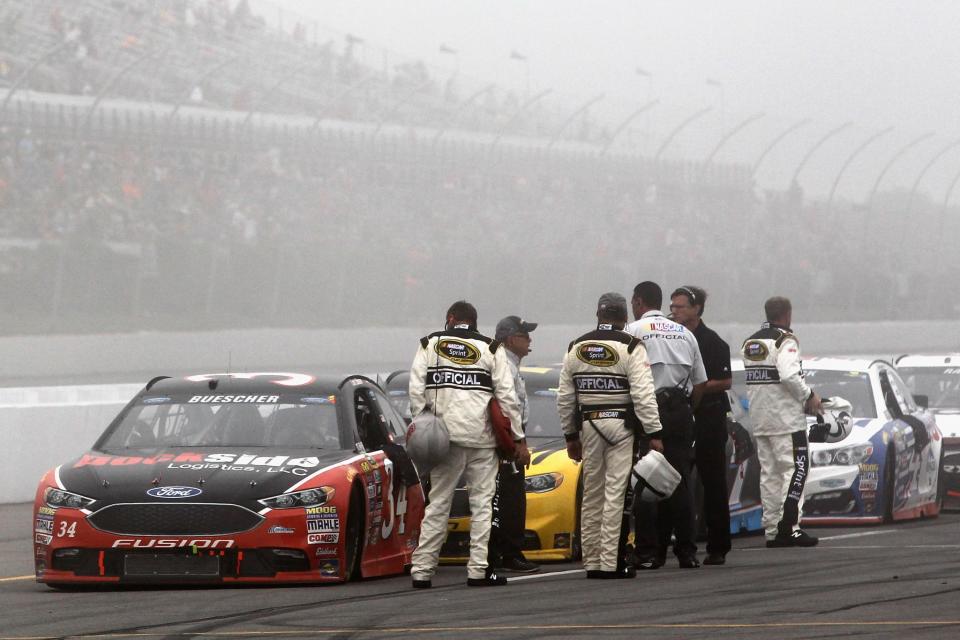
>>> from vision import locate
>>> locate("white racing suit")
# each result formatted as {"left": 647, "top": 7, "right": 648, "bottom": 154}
{"left": 557, "top": 327, "right": 663, "bottom": 572}
{"left": 409, "top": 326, "right": 522, "bottom": 581}
{"left": 742, "top": 322, "right": 813, "bottom": 540}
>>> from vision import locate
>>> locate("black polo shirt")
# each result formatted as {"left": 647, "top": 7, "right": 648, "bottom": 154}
{"left": 692, "top": 319, "right": 732, "bottom": 413}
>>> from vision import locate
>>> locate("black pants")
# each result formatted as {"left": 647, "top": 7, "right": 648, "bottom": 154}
{"left": 694, "top": 405, "right": 731, "bottom": 556}
{"left": 488, "top": 460, "right": 527, "bottom": 565}
{"left": 634, "top": 437, "right": 696, "bottom": 561}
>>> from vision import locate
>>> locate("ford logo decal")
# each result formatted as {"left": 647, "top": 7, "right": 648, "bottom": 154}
{"left": 146, "top": 486, "right": 203, "bottom": 499}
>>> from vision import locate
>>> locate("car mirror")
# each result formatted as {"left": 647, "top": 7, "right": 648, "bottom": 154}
{"left": 913, "top": 394, "right": 928, "bottom": 409}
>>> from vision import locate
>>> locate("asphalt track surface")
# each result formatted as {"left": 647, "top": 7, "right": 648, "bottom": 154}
{"left": 2, "top": 503, "right": 960, "bottom": 639}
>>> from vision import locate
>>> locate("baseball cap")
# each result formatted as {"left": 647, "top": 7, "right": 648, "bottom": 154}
{"left": 495, "top": 315, "right": 538, "bottom": 341}
{"left": 597, "top": 292, "right": 627, "bottom": 315}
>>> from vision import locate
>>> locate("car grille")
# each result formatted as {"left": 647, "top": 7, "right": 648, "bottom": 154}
{"left": 88, "top": 503, "right": 263, "bottom": 535}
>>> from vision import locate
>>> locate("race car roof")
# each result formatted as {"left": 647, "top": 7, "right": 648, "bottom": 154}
{"left": 894, "top": 354, "right": 960, "bottom": 367}
{"left": 145, "top": 373, "right": 363, "bottom": 396}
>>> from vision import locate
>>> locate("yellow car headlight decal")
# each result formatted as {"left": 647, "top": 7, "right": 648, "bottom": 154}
{"left": 525, "top": 472, "right": 563, "bottom": 493}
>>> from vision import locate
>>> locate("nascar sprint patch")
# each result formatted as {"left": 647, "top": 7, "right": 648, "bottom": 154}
{"left": 743, "top": 340, "right": 769, "bottom": 361}
{"left": 436, "top": 339, "right": 481, "bottom": 365}
{"left": 576, "top": 343, "right": 619, "bottom": 367}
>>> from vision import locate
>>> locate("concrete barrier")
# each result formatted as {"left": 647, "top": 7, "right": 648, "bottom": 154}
{"left": 3, "top": 322, "right": 959, "bottom": 504}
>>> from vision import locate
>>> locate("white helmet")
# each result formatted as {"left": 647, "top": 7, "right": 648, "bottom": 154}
{"left": 631, "top": 450, "right": 681, "bottom": 502}
{"left": 809, "top": 396, "right": 853, "bottom": 444}
{"left": 404, "top": 409, "right": 450, "bottom": 474}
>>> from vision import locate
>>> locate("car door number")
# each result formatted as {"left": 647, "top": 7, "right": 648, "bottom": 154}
{"left": 380, "top": 459, "right": 408, "bottom": 539}
{"left": 57, "top": 521, "right": 76, "bottom": 538}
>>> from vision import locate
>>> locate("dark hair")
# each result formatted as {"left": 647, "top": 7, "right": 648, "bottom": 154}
{"left": 632, "top": 281, "right": 662, "bottom": 309}
{"left": 446, "top": 300, "right": 478, "bottom": 330}
{"left": 672, "top": 285, "right": 707, "bottom": 317}
{"left": 764, "top": 296, "right": 792, "bottom": 323}
{"left": 597, "top": 306, "right": 628, "bottom": 324}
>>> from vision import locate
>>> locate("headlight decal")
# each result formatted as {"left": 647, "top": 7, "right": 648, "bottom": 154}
{"left": 811, "top": 444, "right": 874, "bottom": 467}
{"left": 258, "top": 486, "right": 336, "bottom": 510}
{"left": 525, "top": 472, "right": 563, "bottom": 493}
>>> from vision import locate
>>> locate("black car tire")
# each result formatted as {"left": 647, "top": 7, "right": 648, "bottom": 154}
{"left": 343, "top": 485, "right": 364, "bottom": 581}
{"left": 571, "top": 473, "right": 583, "bottom": 561}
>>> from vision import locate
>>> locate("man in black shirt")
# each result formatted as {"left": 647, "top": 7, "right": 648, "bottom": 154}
{"left": 670, "top": 286, "right": 732, "bottom": 565}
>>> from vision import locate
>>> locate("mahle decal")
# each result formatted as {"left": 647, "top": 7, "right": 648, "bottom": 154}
{"left": 436, "top": 339, "right": 481, "bottom": 365}
{"left": 577, "top": 343, "right": 619, "bottom": 367}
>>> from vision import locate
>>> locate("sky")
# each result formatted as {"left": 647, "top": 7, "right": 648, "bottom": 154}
{"left": 271, "top": 1, "right": 960, "bottom": 200}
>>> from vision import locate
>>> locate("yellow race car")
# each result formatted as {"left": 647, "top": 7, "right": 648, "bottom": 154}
{"left": 383, "top": 366, "right": 583, "bottom": 563}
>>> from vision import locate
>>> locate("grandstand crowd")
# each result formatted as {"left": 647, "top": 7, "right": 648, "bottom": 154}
{"left": 1, "top": 1, "right": 957, "bottom": 335}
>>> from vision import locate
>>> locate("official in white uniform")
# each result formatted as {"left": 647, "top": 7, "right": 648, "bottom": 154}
{"left": 626, "top": 281, "right": 706, "bottom": 569}
{"left": 557, "top": 292, "right": 663, "bottom": 579}
{"left": 741, "top": 296, "right": 822, "bottom": 548}
{"left": 409, "top": 301, "right": 530, "bottom": 588}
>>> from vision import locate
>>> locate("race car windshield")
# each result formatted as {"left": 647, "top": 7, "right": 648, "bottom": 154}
{"left": 526, "top": 390, "right": 564, "bottom": 441}
{"left": 804, "top": 370, "right": 877, "bottom": 418}
{"left": 898, "top": 367, "right": 960, "bottom": 410}
{"left": 99, "top": 394, "right": 343, "bottom": 450}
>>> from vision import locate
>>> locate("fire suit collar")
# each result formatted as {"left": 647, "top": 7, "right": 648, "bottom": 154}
{"left": 640, "top": 310, "right": 666, "bottom": 319}
{"left": 760, "top": 321, "right": 791, "bottom": 331}
{"left": 597, "top": 323, "right": 614, "bottom": 330}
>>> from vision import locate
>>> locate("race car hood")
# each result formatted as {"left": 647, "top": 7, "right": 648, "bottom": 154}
{"left": 55, "top": 448, "right": 356, "bottom": 510}
{"left": 932, "top": 411, "right": 960, "bottom": 439}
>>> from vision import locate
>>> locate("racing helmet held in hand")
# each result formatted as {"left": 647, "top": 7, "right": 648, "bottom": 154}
{"left": 631, "top": 449, "right": 681, "bottom": 502}
{"left": 809, "top": 397, "right": 853, "bottom": 444}
{"left": 404, "top": 409, "right": 450, "bottom": 474}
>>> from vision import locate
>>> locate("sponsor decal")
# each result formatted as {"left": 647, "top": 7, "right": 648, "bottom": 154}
{"left": 308, "top": 533, "right": 341, "bottom": 544}
{"left": 187, "top": 395, "right": 280, "bottom": 404}
{"left": 372, "top": 470, "right": 382, "bottom": 483}
{"left": 112, "top": 539, "right": 235, "bottom": 549}
{"left": 34, "top": 519, "right": 54, "bottom": 534}
{"left": 37, "top": 506, "right": 56, "bottom": 516}
{"left": 35, "top": 533, "right": 52, "bottom": 545}
{"left": 75, "top": 452, "right": 320, "bottom": 471}
{"left": 302, "top": 396, "right": 337, "bottom": 405}
{"left": 859, "top": 479, "right": 878, "bottom": 491}
{"left": 319, "top": 560, "right": 340, "bottom": 576}
{"left": 143, "top": 397, "right": 171, "bottom": 405}
{"left": 573, "top": 375, "right": 628, "bottom": 392}
{"left": 146, "top": 486, "right": 203, "bottom": 499}
{"left": 436, "top": 339, "right": 481, "bottom": 366}
{"left": 743, "top": 341, "right": 769, "bottom": 362}
{"left": 649, "top": 321, "right": 685, "bottom": 333}
{"left": 315, "top": 546, "right": 339, "bottom": 557}
{"left": 576, "top": 343, "right": 619, "bottom": 367}
{"left": 366, "top": 483, "right": 377, "bottom": 499}
{"left": 861, "top": 490, "right": 877, "bottom": 499}
{"left": 311, "top": 532, "right": 339, "bottom": 544}
{"left": 307, "top": 517, "right": 340, "bottom": 533}
{"left": 268, "top": 526, "right": 295, "bottom": 534}
{"left": 305, "top": 506, "right": 337, "bottom": 515}
{"left": 359, "top": 460, "right": 377, "bottom": 474}
{"left": 36, "top": 547, "right": 46, "bottom": 557}
{"left": 860, "top": 463, "right": 879, "bottom": 472}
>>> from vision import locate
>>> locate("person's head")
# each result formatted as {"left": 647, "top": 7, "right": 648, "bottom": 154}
{"left": 596, "top": 292, "right": 628, "bottom": 328}
{"left": 631, "top": 281, "right": 662, "bottom": 319}
{"left": 670, "top": 285, "right": 706, "bottom": 327}
{"left": 445, "top": 300, "right": 478, "bottom": 330}
{"left": 495, "top": 315, "right": 537, "bottom": 359}
{"left": 764, "top": 296, "right": 792, "bottom": 327}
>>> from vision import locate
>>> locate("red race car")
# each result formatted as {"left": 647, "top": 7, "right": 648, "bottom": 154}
{"left": 33, "top": 372, "right": 424, "bottom": 587}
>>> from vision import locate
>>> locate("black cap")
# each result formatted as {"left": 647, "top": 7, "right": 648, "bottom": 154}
{"left": 495, "top": 315, "right": 538, "bottom": 341}
{"left": 597, "top": 292, "right": 627, "bottom": 315}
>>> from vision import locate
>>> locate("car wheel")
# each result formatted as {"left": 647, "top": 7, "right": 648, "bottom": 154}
{"left": 571, "top": 473, "right": 583, "bottom": 561}
{"left": 882, "top": 449, "right": 896, "bottom": 523}
{"left": 343, "top": 486, "right": 364, "bottom": 581}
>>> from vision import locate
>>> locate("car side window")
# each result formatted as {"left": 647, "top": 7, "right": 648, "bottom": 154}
{"left": 878, "top": 370, "right": 903, "bottom": 419}
{"left": 888, "top": 369, "right": 918, "bottom": 414}
{"left": 354, "top": 387, "right": 392, "bottom": 452}
{"left": 372, "top": 388, "right": 409, "bottom": 443}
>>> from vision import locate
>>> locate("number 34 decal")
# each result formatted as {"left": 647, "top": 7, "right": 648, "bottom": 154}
{"left": 380, "top": 459, "right": 408, "bottom": 539}
{"left": 57, "top": 521, "right": 77, "bottom": 538}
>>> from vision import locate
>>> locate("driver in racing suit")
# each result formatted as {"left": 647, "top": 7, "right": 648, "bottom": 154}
{"left": 557, "top": 292, "right": 664, "bottom": 579}
{"left": 741, "top": 296, "right": 822, "bottom": 548}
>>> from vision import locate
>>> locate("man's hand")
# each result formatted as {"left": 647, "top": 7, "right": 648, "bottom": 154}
{"left": 514, "top": 440, "right": 531, "bottom": 468}
{"left": 648, "top": 437, "right": 664, "bottom": 453}
{"left": 804, "top": 392, "right": 823, "bottom": 416}
{"left": 566, "top": 439, "right": 583, "bottom": 462}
